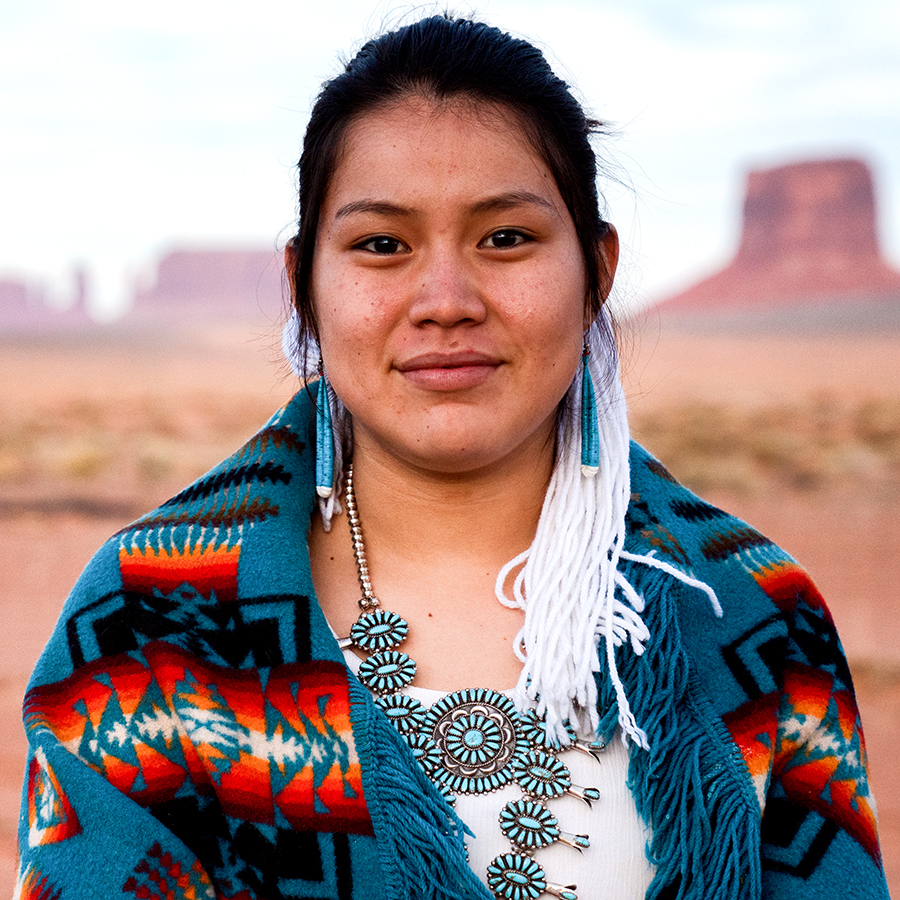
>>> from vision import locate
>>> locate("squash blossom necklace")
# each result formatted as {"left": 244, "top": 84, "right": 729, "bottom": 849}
{"left": 338, "top": 464, "right": 607, "bottom": 900}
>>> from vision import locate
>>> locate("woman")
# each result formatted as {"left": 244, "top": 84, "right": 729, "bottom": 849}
{"left": 17, "top": 15, "right": 888, "bottom": 900}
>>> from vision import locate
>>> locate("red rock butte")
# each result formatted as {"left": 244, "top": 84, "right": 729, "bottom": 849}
{"left": 0, "top": 275, "right": 89, "bottom": 333}
{"left": 132, "top": 247, "right": 285, "bottom": 322}
{"left": 658, "top": 158, "right": 900, "bottom": 315}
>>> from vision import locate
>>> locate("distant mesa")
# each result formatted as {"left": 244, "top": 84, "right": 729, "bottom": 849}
{"left": 0, "top": 247, "right": 285, "bottom": 335}
{"left": 7, "top": 156, "right": 900, "bottom": 335}
{"left": 0, "top": 279, "right": 39, "bottom": 318}
{"left": 0, "top": 274, "right": 89, "bottom": 333}
{"left": 133, "top": 247, "right": 285, "bottom": 323}
{"left": 656, "top": 157, "right": 900, "bottom": 326}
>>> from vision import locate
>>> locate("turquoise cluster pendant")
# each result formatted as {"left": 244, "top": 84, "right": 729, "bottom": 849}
{"left": 425, "top": 689, "right": 527, "bottom": 795}
{"left": 342, "top": 465, "right": 604, "bottom": 900}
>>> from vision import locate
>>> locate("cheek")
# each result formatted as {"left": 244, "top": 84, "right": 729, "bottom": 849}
{"left": 315, "top": 301, "right": 394, "bottom": 397}
{"left": 534, "top": 314, "right": 585, "bottom": 400}
{"left": 312, "top": 265, "right": 369, "bottom": 355}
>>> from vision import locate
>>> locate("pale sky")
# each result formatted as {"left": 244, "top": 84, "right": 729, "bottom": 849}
{"left": 2, "top": 0, "right": 899, "bottom": 318}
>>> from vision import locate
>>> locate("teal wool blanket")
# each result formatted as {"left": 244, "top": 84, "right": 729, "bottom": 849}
{"left": 17, "top": 387, "right": 889, "bottom": 899}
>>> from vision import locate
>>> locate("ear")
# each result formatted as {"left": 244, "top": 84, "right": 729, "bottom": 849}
{"left": 584, "top": 224, "right": 620, "bottom": 329}
{"left": 284, "top": 241, "right": 321, "bottom": 343}
{"left": 284, "top": 242, "right": 297, "bottom": 277}
{"left": 598, "top": 224, "right": 619, "bottom": 301}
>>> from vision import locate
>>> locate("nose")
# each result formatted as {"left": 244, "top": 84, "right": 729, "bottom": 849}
{"left": 407, "top": 247, "right": 488, "bottom": 328}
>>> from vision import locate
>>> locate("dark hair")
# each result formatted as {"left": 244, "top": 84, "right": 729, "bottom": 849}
{"left": 286, "top": 14, "right": 613, "bottom": 347}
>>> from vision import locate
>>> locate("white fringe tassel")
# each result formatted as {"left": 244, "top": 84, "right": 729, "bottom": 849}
{"left": 495, "top": 311, "right": 720, "bottom": 749}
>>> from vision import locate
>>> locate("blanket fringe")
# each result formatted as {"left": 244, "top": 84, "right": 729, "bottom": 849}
{"left": 604, "top": 562, "right": 762, "bottom": 900}
{"left": 348, "top": 678, "right": 490, "bottom": 900}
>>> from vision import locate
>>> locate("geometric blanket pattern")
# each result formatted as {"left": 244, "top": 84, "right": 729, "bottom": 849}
{"left": 25, "top": 646, "right": 369, "bottom": 835}
{"left": 721, "top": 561, "right": 880, "bottom": 871}
{"left": 633, "top": 479, "right": 884, "bottom": 882}
{"left": 16, "top": 393, "right": 889, "bottom": 899}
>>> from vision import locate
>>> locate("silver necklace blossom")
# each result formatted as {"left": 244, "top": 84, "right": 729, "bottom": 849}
{"left": 340, "top": 463, "right": 608, "bottom": 900}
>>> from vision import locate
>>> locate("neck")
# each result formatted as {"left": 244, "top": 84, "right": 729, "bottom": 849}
{"left": 347, "top": 433, "right": 554, "bottom": 573}
{"left": 308, "top": 426, "right": 555, "bottom": 690}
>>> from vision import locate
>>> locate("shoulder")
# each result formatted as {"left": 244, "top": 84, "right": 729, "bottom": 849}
{"left": 625, "top": 441, "right": 838, "bottom": 710}
{"left": 626, "top": 440, "right": 820, "bottom": 615}
{"left": 30, "top": 390, "right": 320, "bottom": 685}
{"left": 627, "top": 439, "right": 782, "bottom": 563}
{"left": 122, "top": 387, "right": 316, "bottom": 543}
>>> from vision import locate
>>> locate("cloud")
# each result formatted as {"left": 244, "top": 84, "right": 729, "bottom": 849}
{"left": 0, "top": 0, "right": 898, "bottom": 312}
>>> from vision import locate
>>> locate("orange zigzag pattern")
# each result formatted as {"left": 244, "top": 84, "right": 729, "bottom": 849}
{"left": 25, "top": 647, "right": 371, "bottom": 835}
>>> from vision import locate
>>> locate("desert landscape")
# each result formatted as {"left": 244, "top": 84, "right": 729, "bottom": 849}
{"left": 1, "top": 317, "right": 898, "bottom": 896}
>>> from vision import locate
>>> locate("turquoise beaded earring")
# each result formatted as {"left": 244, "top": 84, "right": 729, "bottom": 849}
{"left": 315, "top": 361, "right": 335, "bottom": 498}
{"left": 580, "top": 338, "right": 600, "bottom": 477}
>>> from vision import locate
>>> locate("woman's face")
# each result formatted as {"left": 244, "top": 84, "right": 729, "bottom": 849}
{"left": 310, "top": 97, "right": 615, "bottom": 477}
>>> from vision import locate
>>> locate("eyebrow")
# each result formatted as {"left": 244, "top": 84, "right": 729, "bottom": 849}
{"left": 334, "top": 199, "right": 412, "bottom": 220}
{"left": 333, "top": 190, "right": 556, "bottom": 220}
{"left": 469, "top": 191, "right": 556, "bottom": 215}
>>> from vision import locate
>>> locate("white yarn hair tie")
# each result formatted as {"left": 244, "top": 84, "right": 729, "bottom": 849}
{"left": 495, "top": 310, "right": 720, "bottom": 750}
{"left": 282, "top": 310, "right": 319, "bottom": 379}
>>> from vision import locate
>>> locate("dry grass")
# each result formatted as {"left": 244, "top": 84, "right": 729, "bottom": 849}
{"left": 2, "top": 388, "right": 899, "bottom": 506}
{"left": 0, "top": 391, "right": 284, "bottom": 511}
{"left": 631, "top": 395, "right": 900, "bottom": 495}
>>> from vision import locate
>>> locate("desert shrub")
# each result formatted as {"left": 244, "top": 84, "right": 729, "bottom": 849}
{"left": 631, "top": 396, "right": 900, "bottom": 495}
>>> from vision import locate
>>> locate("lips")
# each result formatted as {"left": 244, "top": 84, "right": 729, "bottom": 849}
{"left": 396, "top": 351, "right": 502, "bottom": 390}
{"left": 398, "top": 351, "right": 502, "bottom": 371}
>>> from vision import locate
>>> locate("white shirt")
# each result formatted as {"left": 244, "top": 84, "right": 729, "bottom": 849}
{"left": 339, "top": 646, "right": 655, "bottom": 899}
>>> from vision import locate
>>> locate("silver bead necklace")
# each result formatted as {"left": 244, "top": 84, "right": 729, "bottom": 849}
{"left": 339, "top": 463, "right": 608, "bottom": 900}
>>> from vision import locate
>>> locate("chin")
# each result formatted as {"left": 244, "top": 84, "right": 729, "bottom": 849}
{"left": 407, "top": 445, "right": 501, "bottom": 475}
{"left": 356, "top": 407, "right": 557, "bottom": 476}
{"left": 406, "top": 431, "right": 552, "bottom": 478}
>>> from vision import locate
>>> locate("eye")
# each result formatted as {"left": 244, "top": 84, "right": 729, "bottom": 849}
{"left": 481, "top": 229, "right": 531, "bottom": 249}
{"left": 355, "top": 235, "right": 407, "bottom": 254}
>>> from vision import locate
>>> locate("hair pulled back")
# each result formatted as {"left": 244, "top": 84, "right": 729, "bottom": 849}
{"left": 287, "top": 14, "right": 612, "bottom": 343}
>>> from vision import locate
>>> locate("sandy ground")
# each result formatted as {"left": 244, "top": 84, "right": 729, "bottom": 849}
{"left": 1, "top": 322, "right": 898, "bottom": 895}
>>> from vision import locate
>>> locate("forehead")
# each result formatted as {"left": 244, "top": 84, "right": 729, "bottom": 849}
{"left": 345, "top": 95, "right": 534, "bottom": 146}
{"left": 323, "top": 97, "right": 562, "bottom": 212}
